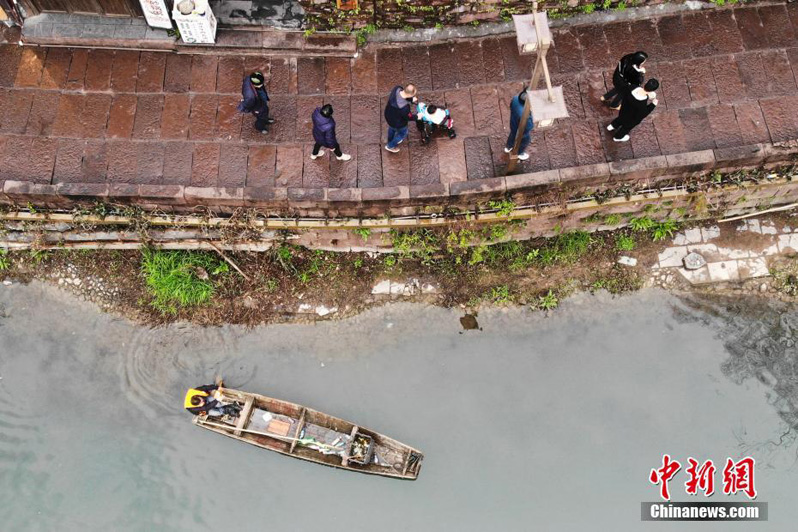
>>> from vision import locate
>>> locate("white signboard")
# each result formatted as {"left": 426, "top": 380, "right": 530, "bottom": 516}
{"left": 173, "top": 0, "right": 217, "bottom": 44}
{"left": 139, "top": 0, "right": 173, "bottom": 30}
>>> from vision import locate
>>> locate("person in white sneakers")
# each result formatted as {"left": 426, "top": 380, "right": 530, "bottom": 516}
{"left": 310, "top": 104, "right": 351, "bottom": 161}
{"left": 384, "top": 84, "right": 418, "bottom": 153}
{"left": 503, "top": 90, "right": 534, "bottom": 161}
{"left": 607, "top": 79, "right": 659, "bottom": 143}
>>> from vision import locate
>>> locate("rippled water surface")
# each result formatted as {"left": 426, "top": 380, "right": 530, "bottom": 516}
{"left": 1, "top": 283, "right": 797, "bottom": 531}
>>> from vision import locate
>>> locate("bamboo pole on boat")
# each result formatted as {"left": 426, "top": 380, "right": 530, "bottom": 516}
{"left": 198, "top": 419, "right": 341, "bottom": 452}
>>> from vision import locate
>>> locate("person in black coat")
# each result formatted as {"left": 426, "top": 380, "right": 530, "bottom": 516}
{"left": 602, "top": 51, "right": 648, "bottom": 110}
{"left": 184, "top": 383, "right": 242, "bottom": 417}
{"left": 310, "top": 104, "right": 351, "bottom": 161}
{"left": 607, "top": 79, "right": 659, "bottom": 142}
{"left": 237, "top": 71, "right": 275, "bottom": 133}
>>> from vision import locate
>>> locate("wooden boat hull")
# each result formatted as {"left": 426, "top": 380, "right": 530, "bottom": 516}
{"left": 192, "top": 387, "right": 423, "bottom": 480}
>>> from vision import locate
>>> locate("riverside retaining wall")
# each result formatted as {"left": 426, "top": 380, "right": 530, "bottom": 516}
{"left": 2, "top": 141, "right": 798, "bottom": 253}
{"left": 2, "top": 141, "right": 797, "bottom": 218}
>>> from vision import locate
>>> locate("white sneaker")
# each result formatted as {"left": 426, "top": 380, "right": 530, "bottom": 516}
{"left": 606, "top": 124, "right": 615, "bottom": 132}
{"left": 517, "top": 152, "right": 530, "bottom": 161}
{"left": 613, "top": 135, "right": 630, "bottom": 142}
{"left": 311, "top": 150, "right": 325, "bottom": 160}
{"left": 385, "top": 145, "right": 400, "bottom": 153}
{"left": 336, "top": 153, "right": 352, "bottom": 161}
{"left": 503, "top": 147, "right": 512, "bottom": 154}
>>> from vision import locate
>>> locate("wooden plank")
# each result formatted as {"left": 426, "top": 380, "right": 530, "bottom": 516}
{"left": 233, "top": 395, "right": 255, "bottom": 436}
{"left": 31, "top": 0, "right": 69, "bottom": 13}
{"left": 98, "top": 0, "right": 137, "bottom": 16}
{"left": 341, "top": 425, "right": 359, "bottom": 466}
{"left": 289, "top": 408, "right": 306, "bottom": 454}
{"left": 68, "top": 0, "right": 103, "bottom": 14}
{"left": 401, "top": 450, "right": 411, "bottom": 476}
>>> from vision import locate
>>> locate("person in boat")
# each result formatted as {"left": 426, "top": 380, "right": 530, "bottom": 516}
{"left": 184, "top": 384, "right": 242, "bottom": 417}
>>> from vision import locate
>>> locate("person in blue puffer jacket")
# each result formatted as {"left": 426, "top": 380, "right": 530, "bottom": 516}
{"left": 237, "top": 71, "right": 274, "bottom": 133}
{"left": 311, "top": 104, "right": 351, "bottom": 161}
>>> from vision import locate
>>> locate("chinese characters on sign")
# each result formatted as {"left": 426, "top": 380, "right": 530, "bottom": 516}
{"left": 649, "top": 455, "right": 757, "bottom": 500}
{"left": 173, "top": 0, "right": 218, "bottom": 44}
{"left": 138, "top": 0, "right": 173, "bottom": 30}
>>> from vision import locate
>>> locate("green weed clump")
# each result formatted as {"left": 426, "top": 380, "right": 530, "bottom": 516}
{"left": 629, "top": 216, "right": 680, "bottom": 241}
{"left": 487, "top": 199, "right": 516, "bottom": 217}
{"left": 651, "top": 219, "right": 680, "bottom": 241}
{"left": 0, "top": 249, "right": 8, "bottom": 271}
{"left": 615, "top": 234, "right": 636, "bottom": 252}
{"left": 490, "top": 284, "right": 512, "bottom": 304}
{"left": 629, "top": 216, "right": 656, "bottom": 232}
{"left": 141, "top": 249, "right": 227, "bottom": 314}
{"left": 537, "top": 290, "right": 558, "bottom": 310}
{"left": 355, "top": 23, "right": 377, "bottom": 47}
{"left": 390, "top": 229, "right": 439, "bottom": 265}
{"left": 539, "top": 230, "right": 593, "bottom": 265}
{"left": 352, "top": 227, "right": 372, "bottom": 241}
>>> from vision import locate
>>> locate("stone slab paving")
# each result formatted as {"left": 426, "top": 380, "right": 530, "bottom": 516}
{"left": 654, "top": 218, "right": 783, "bottom": 284}
{"left": 4, "top": 5, "right": 798, "bottom": 192}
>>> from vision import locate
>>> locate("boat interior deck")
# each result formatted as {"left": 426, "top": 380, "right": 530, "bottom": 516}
{"left": 200, "top": 389, "right": 422, "bottom": 478}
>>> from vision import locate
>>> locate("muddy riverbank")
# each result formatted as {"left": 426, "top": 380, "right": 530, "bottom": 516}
{"left": 2, "top": 214, "right": 798, "bottom": 326}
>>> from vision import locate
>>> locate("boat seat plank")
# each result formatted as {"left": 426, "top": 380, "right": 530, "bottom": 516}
{"left": 401, "top": 450, "right": 411, "bottom": 476}
{"left": 289, "top": 408, "right": 306, "bottom": 454}
{"left": 342, "top": 425, "right": 359, "bottom": 466}
{"left": 234, "top": 396, "right": 255, "bottom": 436}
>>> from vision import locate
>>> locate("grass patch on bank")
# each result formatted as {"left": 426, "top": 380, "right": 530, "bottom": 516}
{"left": 140, "top": 249, "right": 228, "bottom": 314}
{"left": 0, "top": 215, "right": 672, "bottom": 326}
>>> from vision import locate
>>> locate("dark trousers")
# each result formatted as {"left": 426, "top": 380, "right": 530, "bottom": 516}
{"left": 312, "top": 142, "right": 342, "bottom": 157}
{"left": 254, "top": 107, "right": 271, "bottom": 132}
{"left": 603, "top": 87, "right": 623, "bottom": 108}
{"left": 603, "top": 68, "right": 629, "bottom": 108}
{"left": 610, "top": 117, "right": 633, "bottom": 139}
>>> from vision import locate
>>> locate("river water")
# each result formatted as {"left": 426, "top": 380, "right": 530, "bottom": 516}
{"left": 1, "top": 282, "right": 797, "bottom": 531}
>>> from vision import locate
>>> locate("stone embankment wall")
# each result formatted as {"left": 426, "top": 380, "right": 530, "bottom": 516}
{"left": 1, "top": 141, "right": 796, "bottom": 217}
{"left": 3, "top": 141, "right": 798, "bottom": 253}
{"left": 301, "top": 0, "right": 656, "bottom": 31}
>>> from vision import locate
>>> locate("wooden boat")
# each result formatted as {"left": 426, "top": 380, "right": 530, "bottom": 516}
{"left": 192, "top": 387, "right": 424, "bottom": 480}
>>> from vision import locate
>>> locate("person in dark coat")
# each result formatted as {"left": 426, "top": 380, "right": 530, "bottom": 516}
{"left": 607, "top": 78, "right": 659, "bottom": 142}
{"left": 384, "top": 84, "right": 417, "bottom": 153}
{"left": 602, "top": 51, "right": 648, "bottom": 110}
{"left": 503, "top": 90, "right": 535, "bottom": 161}
{"left": 184, "top": 383, "right": 242, "bottom": 418}
{"left": 237, "top": 71, "right": 274, "bottom": 133}
{"left": 310, "top": 104, "right": 351, "bottom": 161}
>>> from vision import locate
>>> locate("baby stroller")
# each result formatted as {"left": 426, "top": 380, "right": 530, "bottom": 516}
{"left": 415, "top": 102, "right": 456, "bottom": 145}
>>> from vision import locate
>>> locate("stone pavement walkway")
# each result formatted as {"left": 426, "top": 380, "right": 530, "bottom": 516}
{"left": 3, "top": 4, "right": 798, "bottom": 193}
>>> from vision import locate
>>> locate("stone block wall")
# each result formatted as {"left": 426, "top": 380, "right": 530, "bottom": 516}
{"left": 301, "top": 0, "right": 659, "bottom": 31}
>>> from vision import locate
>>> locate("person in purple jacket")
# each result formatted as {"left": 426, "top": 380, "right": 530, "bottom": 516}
{"left": 237, "top": 71, "right": 274, "bottom": 133}
{"left": 310, "top": 104, "right": 351, "bottom": 161}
